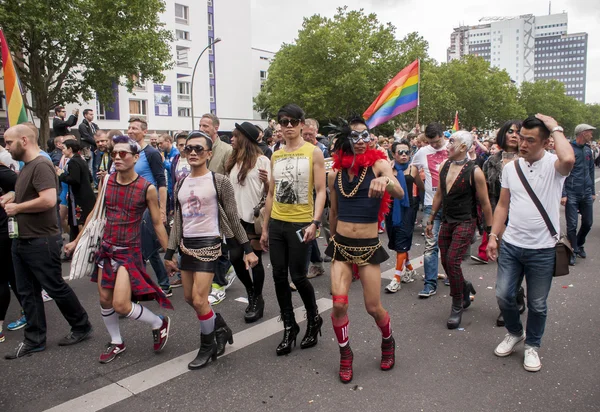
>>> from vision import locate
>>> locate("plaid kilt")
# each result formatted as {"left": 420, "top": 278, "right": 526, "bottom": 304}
{"left": 92, "top": 241, "right": 173, "bottom": 309}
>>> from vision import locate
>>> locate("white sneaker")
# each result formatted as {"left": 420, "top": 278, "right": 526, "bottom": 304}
{"left": 385, "top": 277, "right": 402, "bottom": 293}
{"left": 494, "top": 332, "right": 525, "bottom": 357}
{"left": 208, "top": 287, "right": 226, "bottom": 305}
{"left": 401, "top": 269, "right": 417, "bottom": 283}
{"left": 41, "top": 290, "right": 53, "bottom": 302}
{"left": 223, "top": 269, "right": 236, "bottom": 290}
{"left": 523, "top": 345, "right": 542, "bottom": 372}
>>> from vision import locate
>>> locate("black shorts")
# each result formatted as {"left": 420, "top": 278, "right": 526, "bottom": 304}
{"left": 325, "top": 233, "right": 389, "bottom": 266}
{"left": 179, "top": 237, "right": 221, "bottom": 273}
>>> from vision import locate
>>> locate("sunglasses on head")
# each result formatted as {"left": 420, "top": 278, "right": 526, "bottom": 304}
{"left": 184, "top": 144, "right": 205, "bottom": 154}
{"left": 396, "top": 149, "right": 410, "bottom": 155}
{"left": 350, "top": 130, "right": 372, "bottom": 144}
{"left": 110, "top": 150, "right": 132, "bottom": 159}
{"left": 278, "top": 118, "right": 300, "bottom": 127}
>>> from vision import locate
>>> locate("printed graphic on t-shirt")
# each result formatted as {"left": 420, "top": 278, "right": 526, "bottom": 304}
{"left": 273, "top": 156, "right": 309, "bottom": 205}
{"left": 426, "top": 150, "right": 448, "bottom": 192}
{"left": 183, "top": 189, "right": 205, "bottom": 218}
{"left": 176, "top": 159, "right": 190, "bottom": 182}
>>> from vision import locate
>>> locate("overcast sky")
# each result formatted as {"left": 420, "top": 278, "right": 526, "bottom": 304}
{"left": 251, "top": 0, "right": 599, "bottom": 104}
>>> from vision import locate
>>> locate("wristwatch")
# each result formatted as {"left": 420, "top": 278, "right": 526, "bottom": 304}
{"left": 550, "top": 126, "right": 564, "bottom": 135}
{"left": 311, "top": 220, "right": 321, "bottom": 228}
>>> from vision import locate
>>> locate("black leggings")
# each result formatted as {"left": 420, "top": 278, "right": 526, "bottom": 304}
{"left": 229, "top": 236, "right": 265, "bottom": 297}
{"left": 0, "top": 234, "right": 21, "bottom": 321}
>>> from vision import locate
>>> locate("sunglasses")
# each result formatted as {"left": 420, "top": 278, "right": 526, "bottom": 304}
{"left": 184, "top": 145, "right": 205, "bottom": 154}
{"left": 278, "top": 118, "right": 300, "bottom": 127}
{"left": 350, "top": 130, "right": 372, "bottom": 144}
{"left": 396, "top": 150, "right": 410, "bottom": 156}
{"left": 110, "top": 150, "right": 132, "bottom": 159}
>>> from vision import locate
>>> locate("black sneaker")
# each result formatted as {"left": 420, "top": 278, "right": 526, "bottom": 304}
{"left": 162, "top": 287, "right": 173, "bottom": 298}
{"left": 5, "top": 342, "right": 46, "bottom": 359}
{"left": 576, "top": 247, "right": 586, "bottom": 259}
{"left": 58, "top": 327, "right": 93, "bottom": 346}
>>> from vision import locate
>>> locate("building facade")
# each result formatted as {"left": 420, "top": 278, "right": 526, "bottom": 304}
{"left": 447, "top": 12, "right": 588, "bottom": 102}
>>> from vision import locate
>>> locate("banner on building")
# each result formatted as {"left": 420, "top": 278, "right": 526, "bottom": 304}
{"left": 154, "top": 84, "right": 172, "bottom": 117}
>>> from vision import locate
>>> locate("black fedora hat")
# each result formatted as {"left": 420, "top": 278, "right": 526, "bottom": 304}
{"left": 235, "top": 122, "right": 260, "bottom": 145}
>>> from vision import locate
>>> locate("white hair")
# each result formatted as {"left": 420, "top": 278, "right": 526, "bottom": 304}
{"left": 451, "top": 130, "right": 474, "bottom": 151}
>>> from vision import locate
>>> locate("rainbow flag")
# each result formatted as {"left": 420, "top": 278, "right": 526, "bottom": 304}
{"left": 0, "top": 30, "right": 28, "bottom": 126}
{"left": 363, "top": 59, "right": 419, "bottom": 129}
{"left": 452, "top": 111, "right": 459, "bottom": 132}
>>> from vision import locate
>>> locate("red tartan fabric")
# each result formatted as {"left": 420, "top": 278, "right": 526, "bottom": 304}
{"left": 103, "top": 174, "right": 151, "bottom": 248}
{"left": 93, "top": 242, "right": 173, "bottom": 309}
{"left": 438, "top": 219, "right": 477, "bottom": 300}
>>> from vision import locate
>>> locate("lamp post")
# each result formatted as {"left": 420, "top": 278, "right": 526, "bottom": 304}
{"left": 190, "top": 37, "right": 222, "bottom": 130}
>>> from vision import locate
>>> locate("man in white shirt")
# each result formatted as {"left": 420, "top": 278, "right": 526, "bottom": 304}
{"left": 487, "top": 114, "right": 574, "bottom": 373}
{"left": 410, "top": 122, "right": 448, "bottom": 298}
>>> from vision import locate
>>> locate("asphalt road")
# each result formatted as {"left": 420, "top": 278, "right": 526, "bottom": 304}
{"left": 2, "top": 183, "right": 599, "bottom": 412}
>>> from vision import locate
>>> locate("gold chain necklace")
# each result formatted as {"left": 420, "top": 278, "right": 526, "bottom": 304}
{"left": 337, "top": 168, "right": 368, "bottom": 198}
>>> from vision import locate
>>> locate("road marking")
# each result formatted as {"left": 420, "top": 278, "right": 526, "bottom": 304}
{"left": 44, "top": 298, "right": 333, "bottom": 412}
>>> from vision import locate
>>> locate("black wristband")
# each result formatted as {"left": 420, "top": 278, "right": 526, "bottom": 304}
{"left": 485, "top": 226, "right": 492, "bottom": 234}
{"left": 311, "top": 220, "right": 321, "bottom": 228}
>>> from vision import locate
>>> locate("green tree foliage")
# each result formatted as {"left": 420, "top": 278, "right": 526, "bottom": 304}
{"left": 0, "top": 0, "right": 173, "bottom": 146}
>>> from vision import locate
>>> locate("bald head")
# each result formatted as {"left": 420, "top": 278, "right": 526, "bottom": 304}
{"left": 4, "top": 123, "right": 40, "bottom": 162}
{"left": 6, "top": 124, "right": 37, "bottom": 143}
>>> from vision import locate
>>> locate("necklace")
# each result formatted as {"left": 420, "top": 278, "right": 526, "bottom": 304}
{"left": 450, "top": 157, "right": 469, "bottom": 165}
{"left": 337, "top": 167, "right": 368, "bottom": 198}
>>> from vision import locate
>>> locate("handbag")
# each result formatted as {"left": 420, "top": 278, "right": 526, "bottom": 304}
{"left": 514, "top": 161, "right": 573, "bottom": 277}
{"left": 69, "top": 174, "right": 110, "bottom": 280}
{"left": 253, "top": 194, "right": 267, "bottom": 235}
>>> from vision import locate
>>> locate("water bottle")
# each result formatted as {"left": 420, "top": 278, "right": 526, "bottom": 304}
{"left": 8, "top": 217, "right": 18, "bottom": 238}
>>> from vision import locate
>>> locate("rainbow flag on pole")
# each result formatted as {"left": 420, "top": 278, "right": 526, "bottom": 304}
{"left": 451, "top": 111, "right": 459, "bottom": 132}
{"left": 0, "top": 30, "right": 28, "bottom": 126}
{"left": 363, "top": 59, "right": 419, "bottom": 129}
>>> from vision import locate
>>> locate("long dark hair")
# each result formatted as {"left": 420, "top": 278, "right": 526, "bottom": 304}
{"left": 225, "top": 129, "right": 263, "bottom": 185}
{"left": 496, "top": 120, "right": 522, "bottom": 151}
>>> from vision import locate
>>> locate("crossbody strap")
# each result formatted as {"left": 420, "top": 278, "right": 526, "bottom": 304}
{"left": 514, "top": 160, "right": 558, "bottom": 238}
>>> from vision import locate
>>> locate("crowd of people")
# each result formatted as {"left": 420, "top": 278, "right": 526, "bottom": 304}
{"left": 0, "top": 102, "right": 595, "bottom": 383}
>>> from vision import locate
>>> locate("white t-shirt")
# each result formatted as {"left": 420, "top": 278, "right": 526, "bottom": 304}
{"left": 0, "top": 149, "right": 19, "bottom": 172}
{"left": 178, "top": 173, "right": 220, "bottom": 238}
{"left": 410, "top": 143, "right": 449, "bottom": 205}
{"left": 229, "top": 156, "right": 270, "bottom": 223}
{"left": 502, "top": 152, "right": 568, "bottom": 249}
{"left": 175, "top": 157, "right": 190, "bottom": 183}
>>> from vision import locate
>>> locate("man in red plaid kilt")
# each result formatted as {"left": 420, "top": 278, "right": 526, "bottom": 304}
{"left": 66, "top": 136, "right": 172, "bottom": 364}
{"left": 426, "top": 131, "right": 493, "bottom": 330}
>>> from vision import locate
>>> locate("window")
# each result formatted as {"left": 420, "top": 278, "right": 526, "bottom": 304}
{"left": 207, "top": 11, "right": 214, "bottom": 30}
{"left": 208, "top": 60, "right": 215, "bottom": 78}
{"left": 0, "top": 91, "right": 5, "bottom": 111}
{"left": 176, "top": 30, "right": 190, "bottom": 40}
{"left": 209, "top": 85, "right": 215, "bottom": 102}
{"left": 129, "top": 99, "right": 147, "bottom": 118}
{"left": 177, "top": 81, "right": 191, "bottom": 100}
{"left": 208, "top": 37, "right": 214, "bottom": 54}
{"left": 177, "top": 46, "right": 190, "bottom": 67}
{"left": 207, "top": 0, "right": 213, "bottom": 5}
{"left": 175, "top": 3, "right": 189, "bottom": 24}
{"left": 178, "top": 107, "right": 191, "bottom": 117}
{"left": 260, "top": 70, "right": 267, "bottom": 81}
{"left": 96, "top": 101, "right": 106, "bottom": 120}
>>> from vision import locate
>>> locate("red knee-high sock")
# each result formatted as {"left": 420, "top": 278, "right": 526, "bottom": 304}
{"left": 376, "top": 311, "right": 392, "bottom": 339}
{"left": 332, "top": 315, "right": 349, "bottom": 347}
{"left": 394, "top": 252, "right": 408, "bottom": 281}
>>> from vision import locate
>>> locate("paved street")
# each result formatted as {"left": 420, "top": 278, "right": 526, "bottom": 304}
{"left": 2, "top": 182, "right": 600, "bottom": 412}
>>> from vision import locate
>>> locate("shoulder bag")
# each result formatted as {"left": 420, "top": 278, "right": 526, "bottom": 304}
{"left": 69, "top": 174, "right": 110, "bottom": 280}
{"left": 514, "top": 161, "right": 573, "bottom": 277}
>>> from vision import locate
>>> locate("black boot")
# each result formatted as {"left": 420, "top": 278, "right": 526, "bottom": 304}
{"left": 188, "top": 332, "right": 217, "bottom": 370}
{"left": 276, "top": 312, "right": 300, "bottom": 356}
{"left": 516, "top": 287, "right": 526, "bottom": 314}
{"left": 300, "top": 313, "right": 323, "bottom": 349}
{"left": 463, "top": 280, "right": 476, "bottom": 309}
{"left": 214, "top": 313, "right": 233, "bottom": 356}
{"left": 447, "top": 297, "right": 463, "bottom": 329}
{"left": 245, "top": 294, "right": 264, "bottom": 323}
{"left": 245, "top": 291, "right": 254, "bottom": 314}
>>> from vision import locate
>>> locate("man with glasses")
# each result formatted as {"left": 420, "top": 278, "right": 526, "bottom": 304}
{"left": 66, "top": 135, "right": 172, "bottom": 364}
{"left": 411, "top": 122, "right": 449, "bottom": 298}
{"left": 260, "top": 104, "right": 326, "bottom": 356}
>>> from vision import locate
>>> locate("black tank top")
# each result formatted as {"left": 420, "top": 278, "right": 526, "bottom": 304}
{"left": 335, "top": 167, "right": 381, "bottom": 223}
{"left": 439, "top": 160, "right": 478, "bottom": 223}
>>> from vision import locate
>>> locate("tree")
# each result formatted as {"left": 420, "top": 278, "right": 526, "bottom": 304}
{"left": 0, "top": 0, "right": 173, "bottom": 147}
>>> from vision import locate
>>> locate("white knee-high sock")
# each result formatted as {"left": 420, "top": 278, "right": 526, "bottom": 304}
{"left": 126, "top": 303, "right": 163, "bottom": 329}
{"left": 101, "top": 307, "right": 123, "bottom": 344}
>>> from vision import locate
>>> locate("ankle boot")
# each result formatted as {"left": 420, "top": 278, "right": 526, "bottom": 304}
{"left": 245, "top": 291, "right": 254, "bottom": 314}
{"left": 517, "top": 287, "right": 526, "bottom": 314}
{"left": 214, "top": 313, "right": 233, "bottom": 356}
{"left": 380, "top": 335, "right": 396, "bottom": 371}
{"left": 188, "top": 332, "right": 217, "bottom": 370}
{"left": 300, "top": 313, "right": 323, "bottom": 349}
{"left": 463, "top": 280, "right": 476, "bottom": 309}
{"left": 339, "top": 344, "right": 354, "bottom": 383}
{"left": 276, "top": 312, "right": 300, "bottom": 356}
{"left": 447, "top": 297, "right": 463, "bottom": 329}
{"left": 245, "top": 294, "right": 264, "bottom": 323}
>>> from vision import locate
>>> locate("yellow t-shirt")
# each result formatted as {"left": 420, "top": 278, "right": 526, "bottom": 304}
{"left": 270, "top": 142, "right": 314, "bottom": 223}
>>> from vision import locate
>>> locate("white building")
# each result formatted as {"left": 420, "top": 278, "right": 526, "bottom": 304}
{"left": 447, "top": 12, "right": 588, "bottom": 102}
{"left": 251, "top": 48, "right": 276, "bottom": 120}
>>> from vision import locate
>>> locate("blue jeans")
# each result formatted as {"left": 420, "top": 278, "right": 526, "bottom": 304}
{"left": 423, "top": 205, "right": 442, "bottom": 288}
{"left": 565, "top": 193, "right": 593, "bottom": 253}
{"left": 141, "top": 209, "right": 170, "bottom": 291}
{"left": 496, "top": 240, "right": 555, "bottom": 347}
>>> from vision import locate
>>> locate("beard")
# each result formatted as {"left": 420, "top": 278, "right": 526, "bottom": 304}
{"left": 9, "top": 142, "right": 25, "bottom": 161}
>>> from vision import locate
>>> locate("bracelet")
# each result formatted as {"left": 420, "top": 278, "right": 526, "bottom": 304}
{"left": 384, "top": 176, "right": 394, "bottom": 191}
{"left": 489, "top": 233, "right": 499, "bottom": 241}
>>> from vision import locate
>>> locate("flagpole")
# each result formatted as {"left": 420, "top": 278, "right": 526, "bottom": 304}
{"left": 415, "top": 58, "right": 421, "bottom": 131}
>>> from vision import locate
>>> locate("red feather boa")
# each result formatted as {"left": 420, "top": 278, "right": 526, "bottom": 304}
{"left": 331, "top": 149, "right": 392, "bottom": 221}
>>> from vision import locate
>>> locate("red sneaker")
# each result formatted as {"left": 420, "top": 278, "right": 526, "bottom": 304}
{"left": 381, "top": 335, "right": 395, "bottom": 371}
{"left": 339, "top": 345, "right": 353, "bottom": 383}
{"left": 152, "top": 316, "right": 170, "bottom": 352}
{"left": 99, "top": 342, "right": 126, "bottom": 364}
